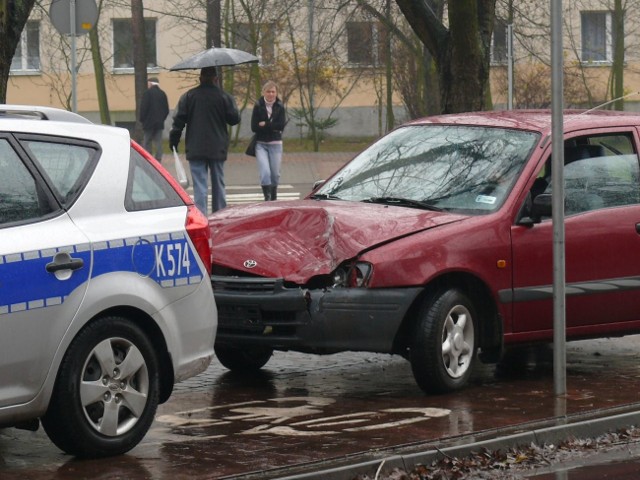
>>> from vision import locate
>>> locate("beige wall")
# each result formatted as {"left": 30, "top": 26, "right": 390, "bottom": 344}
{"left": 9, "top": 1, "right": 640, "bottom": 126}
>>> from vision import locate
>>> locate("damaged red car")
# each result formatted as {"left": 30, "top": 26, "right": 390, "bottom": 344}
{"left": 209, "top": 110, "right": 640, "bottom": 393}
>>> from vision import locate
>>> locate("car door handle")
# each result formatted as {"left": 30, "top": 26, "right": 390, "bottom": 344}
{"left": 46, "top": 255, "right": 84, "bottom": 273}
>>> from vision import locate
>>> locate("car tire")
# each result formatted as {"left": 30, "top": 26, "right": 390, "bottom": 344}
{"left": 410, "top": 289, "right": 477, "bottom": 394}
{"left": 215, "top": 344, "right": 273, "bottom": 372}
{"left": 41, "top": 316, "right": 160, "bottom": 458}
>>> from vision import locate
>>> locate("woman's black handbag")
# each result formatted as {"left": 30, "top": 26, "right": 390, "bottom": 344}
{"left": 245, "top": 135, "right": 257, "bottom": 156}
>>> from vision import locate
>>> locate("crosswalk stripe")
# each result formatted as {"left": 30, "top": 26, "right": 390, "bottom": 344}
{"left": 228, "top": 193, "right": 300, "bottom": 200}
{"left": 188, "top": 191, "right": 301, "bottom": 205}
{"left": 227, "top": 184, "right": 294, "bottom": 191}
{"left": 227, "top": 193, "right": 300, "bottom": 204}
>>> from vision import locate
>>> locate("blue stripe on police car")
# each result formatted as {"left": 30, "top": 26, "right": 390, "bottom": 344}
{"left": 0, "top": 232, "right": 204, "bottom": 316}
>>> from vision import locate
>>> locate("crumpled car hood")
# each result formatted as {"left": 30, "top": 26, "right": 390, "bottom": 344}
{"left": 209, "top": 200, "right": 465, "bottom": 284}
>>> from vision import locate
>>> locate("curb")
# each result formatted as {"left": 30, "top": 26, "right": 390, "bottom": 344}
{"left": 264, "top": 407, "right": 640, "bottom": 480}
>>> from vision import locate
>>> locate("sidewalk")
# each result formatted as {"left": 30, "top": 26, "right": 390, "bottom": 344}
{"left": 227, "top": 151, "right": 354, "bottom": 190}
{"left": 164, "top": 151, "right": 355, "bottom": 192}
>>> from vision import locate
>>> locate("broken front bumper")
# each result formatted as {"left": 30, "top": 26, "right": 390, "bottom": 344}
{"left": 211, "top": 275, "right": 422, "bottom": 354}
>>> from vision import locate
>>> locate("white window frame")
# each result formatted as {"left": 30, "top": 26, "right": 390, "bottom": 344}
{"left": 581, "top": 10, "right": 612, "bottom": 64}
{"left": 112, "top": 18, "right": 158, "bottom": 73}
{"left": 233, "top": 22, "right": 276, "bottom": 65}
{"left": 346, "top": 21, "right": 385, "bottom": 67}
{"left": 491, "top": 18, "right": 508, "bottom": 65}
{"left": 10, "top": 20, "right": 40, "bottom": 73}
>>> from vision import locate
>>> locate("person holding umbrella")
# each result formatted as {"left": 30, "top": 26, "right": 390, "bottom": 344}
{"left": 169, "top": 66, "right": 240, "bottom": 214}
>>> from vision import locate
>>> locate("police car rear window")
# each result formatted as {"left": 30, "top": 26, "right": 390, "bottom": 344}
{"left": 125, "top": 147, "right": 183, "bottom": 211}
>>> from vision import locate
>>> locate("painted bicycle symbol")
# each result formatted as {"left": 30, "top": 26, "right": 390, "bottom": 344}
{"left": 156, "top": 396, "right": 450, "bottom": 438}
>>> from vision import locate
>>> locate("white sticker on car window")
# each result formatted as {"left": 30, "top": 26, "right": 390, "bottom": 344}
{"left": 475, "top": 195, "right": 497, "bottom": 205}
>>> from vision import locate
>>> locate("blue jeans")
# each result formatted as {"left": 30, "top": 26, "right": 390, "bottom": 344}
{"left": 189, "top": 158, "right": 226, "bottom": 215}
{"left": 143, "top": 128, "right": 164, "bottom": 163}
{"left": 255, "top": 142, "right": 282, "bottom": 186}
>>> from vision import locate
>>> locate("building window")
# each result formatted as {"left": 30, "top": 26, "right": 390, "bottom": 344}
{"left": 233, "top": 22, "right": 275, "bottom": 65}
{"left": 346, "top": 21, "right": 386, "bottom": 66}
{"left": 581, "top": 11, "right": 612, "bottom": 62}
{"left": 113, "top": 18, "right": 157, "bottom": 69}
{"left": 492, "top": 18, "right": 508, "bottom": 64}
{"left": 11, "top": 20, "right": 40, "bottom": 72}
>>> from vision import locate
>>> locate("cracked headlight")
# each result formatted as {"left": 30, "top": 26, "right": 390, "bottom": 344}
{"left": 332, "top": 261, "right": 372, "bottom": 287}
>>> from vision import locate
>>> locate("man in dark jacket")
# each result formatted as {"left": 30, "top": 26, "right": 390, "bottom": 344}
{"left": 140, "top": 77, "right": 169, "bottom": 162}
{"left": 169, "top": 67, "right": 240, "bottom": 214}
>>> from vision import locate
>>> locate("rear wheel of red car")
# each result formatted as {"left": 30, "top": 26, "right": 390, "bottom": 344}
{"left": 410, "top": 289, "right": 477, "bottom": 394}
{"left": 42, "top": 316, "right": 160, "bottom": 458}
{"left": 215, "top": 344, "right": 273, "bottom": 372}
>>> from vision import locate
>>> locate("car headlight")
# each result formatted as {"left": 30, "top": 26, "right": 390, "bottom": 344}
{"left": 332, "top": 261, "right": 372, "bottom": 288}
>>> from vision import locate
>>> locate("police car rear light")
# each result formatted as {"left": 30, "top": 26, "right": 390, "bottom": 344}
{"left": 186, "top": 205, "right": 212, "bottom": 275}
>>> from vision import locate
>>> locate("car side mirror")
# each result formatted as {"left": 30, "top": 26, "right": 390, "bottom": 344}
{"left": 531, "top": 193, "right": 552, "bottom": 220}
{"left": 517, "top": 192, "right": 552, "bottom": 226}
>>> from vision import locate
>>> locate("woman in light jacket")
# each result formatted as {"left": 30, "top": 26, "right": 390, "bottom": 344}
{"left": 250, "top": 81, "right": 286, "bottom": 200}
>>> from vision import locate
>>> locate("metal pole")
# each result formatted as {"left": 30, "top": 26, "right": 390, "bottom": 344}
{"left": 70, "top": 0, "right": 77, "bottom": 113}
{"left": 551, "top": 0, "right": 566, "bottom": 396}
{"left": 507, "top": 24, "right": 513, "bottom": 110}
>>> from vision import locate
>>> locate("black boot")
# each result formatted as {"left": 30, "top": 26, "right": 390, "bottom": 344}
{"left": 261, "top": 185, "right": 272, "bottom": 201}
{"left": 270, "top": 185, "right": 277, "bottom": 201}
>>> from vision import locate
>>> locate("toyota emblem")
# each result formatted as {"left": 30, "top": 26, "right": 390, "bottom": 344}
{"left": 244, "top": 259, "right": 257, "bottom": 269}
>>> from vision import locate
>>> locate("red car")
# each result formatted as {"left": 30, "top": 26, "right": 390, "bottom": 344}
{"left": 209, "top": 110, "right": 640, "bottom": 393}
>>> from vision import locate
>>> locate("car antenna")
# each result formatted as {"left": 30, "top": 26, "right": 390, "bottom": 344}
{"left": 540, "top": 91, "right": 640, "bottom": 148}
{"left": 576, "top": 91, "right": 640, "bottom": 115}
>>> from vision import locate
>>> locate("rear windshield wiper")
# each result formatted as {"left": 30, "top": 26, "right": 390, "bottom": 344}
{"left": 363, "top": 196, "right": 443, "bottom": 211}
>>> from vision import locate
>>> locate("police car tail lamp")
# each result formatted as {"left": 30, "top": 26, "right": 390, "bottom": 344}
{"left": 186, "top": 205, "right": 213, "bottom": 275}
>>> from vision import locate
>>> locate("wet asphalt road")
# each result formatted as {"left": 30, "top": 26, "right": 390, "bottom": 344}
{"left": 2, "top": 335, "right": 640, "bottom": 479}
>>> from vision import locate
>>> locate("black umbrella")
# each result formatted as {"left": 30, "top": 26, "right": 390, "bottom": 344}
{"left": 170, "top": 47, "right": 259, "bottom": 70}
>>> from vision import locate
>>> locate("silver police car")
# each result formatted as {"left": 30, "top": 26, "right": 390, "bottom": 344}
{"left": 0, "top": 105, "right": 217, "bottom": 457}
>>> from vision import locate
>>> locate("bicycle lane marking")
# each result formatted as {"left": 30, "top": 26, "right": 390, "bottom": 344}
{"left": 155, "top": 397, "right": 451, "bottom": 439}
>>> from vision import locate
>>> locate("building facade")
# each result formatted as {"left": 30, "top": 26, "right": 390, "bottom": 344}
{"left": 8, "top": 1, "right": 640, "bottom": 138}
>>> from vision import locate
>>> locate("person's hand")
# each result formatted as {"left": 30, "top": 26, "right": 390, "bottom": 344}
{"left": 169, "top": 130, "right": 181, "bottom": 152}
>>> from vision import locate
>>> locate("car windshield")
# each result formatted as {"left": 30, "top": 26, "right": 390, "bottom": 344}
{"left": 315, "top": 125, "right": 540, "bottom": 213}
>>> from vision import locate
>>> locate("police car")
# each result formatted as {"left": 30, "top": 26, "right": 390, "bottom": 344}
{"left": 0, "top": 105, "right": 217, "bottom": 457}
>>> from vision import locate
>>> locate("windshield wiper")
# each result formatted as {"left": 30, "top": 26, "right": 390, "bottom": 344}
{"left": 310, "top": 193, "right": 342, "bottom": 200}
{"left": 363, "top": 196, "right": 443, "bottom": 211}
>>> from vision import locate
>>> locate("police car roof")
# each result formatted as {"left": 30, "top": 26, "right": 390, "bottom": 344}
{"left": 0, "top": 105, "right": 91, "bottom": 124}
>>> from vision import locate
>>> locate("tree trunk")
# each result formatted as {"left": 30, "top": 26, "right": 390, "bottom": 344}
{"left": 131, "top": 0, "right": 146, "bottom": 142}
{"left": 395, "top": 0, "right": 495, "bottom": 114}
{"left": 445, "top": 0, "right": 484, "bottom": 112}
{"left": 611, "top": 0, "right": 624, "bottom": 110}
{"left": 0, "top": 0, "right": 36, "bottom": 103}
{"left": 384, "top": 0, "right": 395, "bottom": 131}
{"left": 90, "top": 1, "right": 111, "bottom": 125}
{"left": 206, "top": 0, "right": 221, "bottom": 48}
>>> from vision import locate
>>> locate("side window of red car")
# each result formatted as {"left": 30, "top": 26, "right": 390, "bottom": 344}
{"left": 563, "top": 134, "right": 639, "bottom": 214}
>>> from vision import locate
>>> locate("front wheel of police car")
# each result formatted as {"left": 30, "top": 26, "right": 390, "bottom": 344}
{"left": 41, "top": 316, "right": 159, "bottom": 458}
